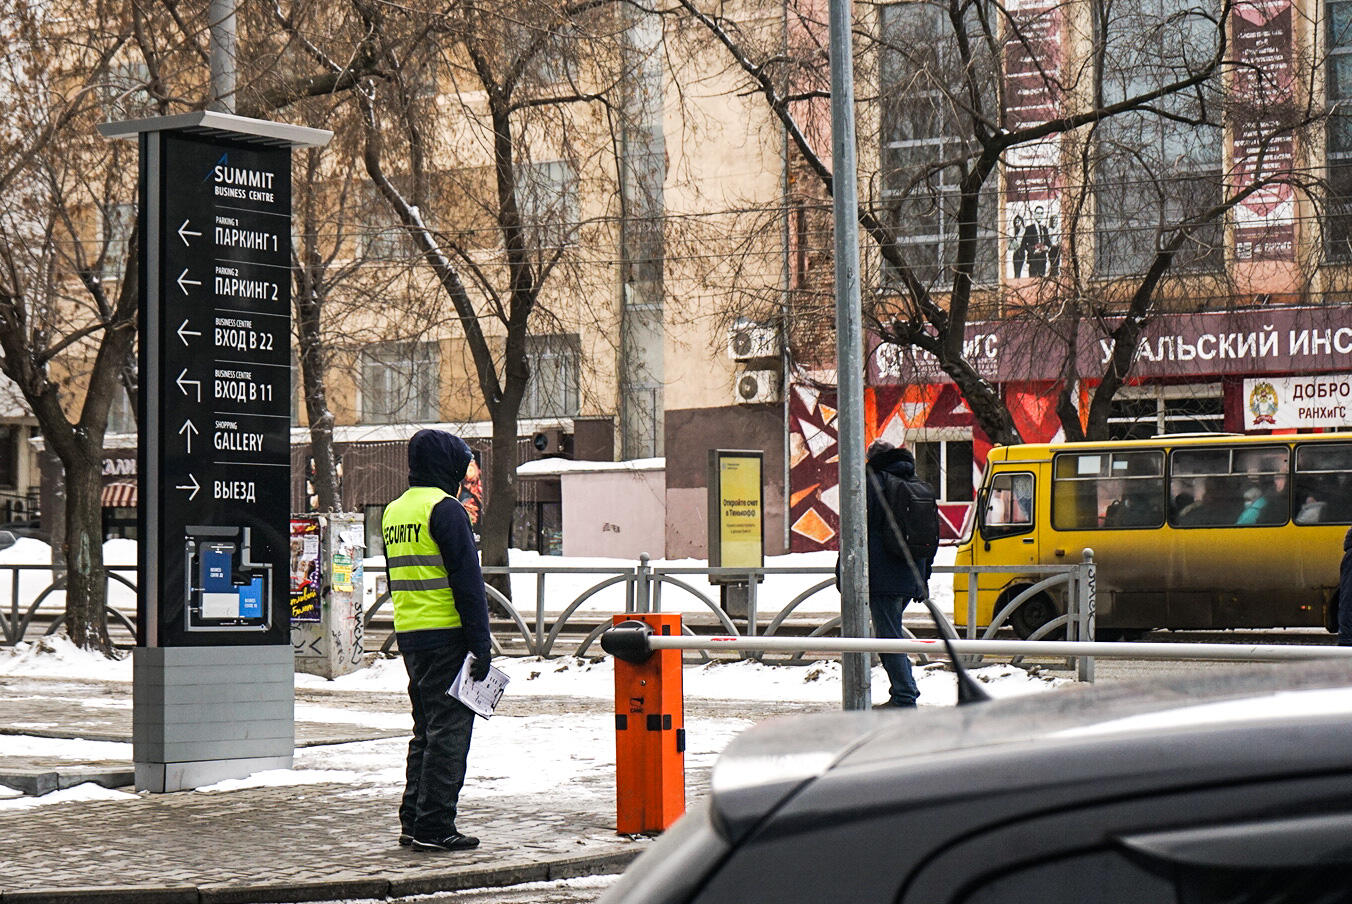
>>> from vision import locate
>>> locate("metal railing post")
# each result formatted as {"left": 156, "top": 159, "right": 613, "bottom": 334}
{"left": 636, "top": 553, "right": 652, "bottom": 614}
{"left": 1078, "top": 549, "right": 1096, "bottom": 682}
{"left": 536, "top": 571, "right": 547, "bottom": 656}
{"left": 746, "top": 573, "right": 758, "bottom": 638}
{"left": 966, "top": 568, "right": 979, "bottom": 640}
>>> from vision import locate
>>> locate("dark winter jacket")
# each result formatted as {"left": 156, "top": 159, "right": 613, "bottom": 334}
{"left": 395, "top": 429, "right": 491, "bottom": 659}
{"left": 865, "top": 447, "right": 934, "bottom": 601}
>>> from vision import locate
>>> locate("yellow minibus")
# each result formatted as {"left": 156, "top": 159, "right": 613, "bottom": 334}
{"left": 953, "top": 432, "right": 1352, "bottom": 638}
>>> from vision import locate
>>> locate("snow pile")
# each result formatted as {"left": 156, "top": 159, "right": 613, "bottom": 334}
{"left": 0, "top": 635, "right": 131, "bottom": 680}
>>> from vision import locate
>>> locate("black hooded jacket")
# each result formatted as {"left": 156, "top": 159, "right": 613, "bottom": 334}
{"left": 396, "top": 430, "right": 491, "bottom": 657}
{"left": 865, "top": 446, "right": 933, "bottom": 600}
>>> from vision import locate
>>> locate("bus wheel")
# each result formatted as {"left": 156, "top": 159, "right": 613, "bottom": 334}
{"left": 1008, "top": 591, "right": 1064, "bottom": 640}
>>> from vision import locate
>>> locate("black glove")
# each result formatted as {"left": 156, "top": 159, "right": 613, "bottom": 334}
{"left": 469, "top": 650, "right": 491, "bottom": 681}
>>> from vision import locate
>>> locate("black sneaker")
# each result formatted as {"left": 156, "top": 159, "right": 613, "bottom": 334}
{"left": 398, "top": 833, "right": 413, "bottom": 847}
{"left": 412, "top": 832, "right": 480, "bottom": 852}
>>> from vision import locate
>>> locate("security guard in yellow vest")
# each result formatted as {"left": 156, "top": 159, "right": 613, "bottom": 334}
{"left": 383, "top": 429, "right": 491, "bottom": 852}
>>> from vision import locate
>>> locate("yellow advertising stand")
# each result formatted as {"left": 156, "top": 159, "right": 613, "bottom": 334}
{"left": 707, "top": 450, "right": 764, "bottom": 615}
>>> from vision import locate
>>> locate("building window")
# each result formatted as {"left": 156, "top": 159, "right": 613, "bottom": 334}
{"left": 1328, "top": 0, "right": 1352, "bottom": 258}
{"left": 359, "top": 341, "right": 439, "bottom": 424}
{"left": 518, "top": 160, "right": 577, "bottom": 248}
{"left": 1094, "top": 0, "right": 1224, "bottom": 275}
{"left": 523, "top": 333, "right": 580, "bottom": 419}
{"left": 1053, "top": 449, "right": 1167, "bottom": 530}
{"left": 107, "top": 386, "right": 136, "bottom": 435}
{"left": 0, "top": 425, "right": 17, "bottom": 489}
{"left": 507, "top": 21, "right": 577, "bottom": 86}
{"left": 291, "top": 355, "right": 301, "bottom": 426}
{"left": 1107, "top": 384, "right": 1224, "bottom": 440}
{"left": 364, "top": 504, "right": 386, "bottom": 559}
{"left": 622, "top": 383, "right": 662, "bottom": 459}
{"left": 913, "top": 439, "right": 975, "bottom": 503}
{"left": 100, "top": 203, "right": 135, "bottom": 283}
{"left": 102, "top": 61, "right": 154, "bottom": 119}
{"left": 878, "top": 1, "right": 998, "bottom": 287}
{"left": 360, "top": 184, "right": 408, "bottom": 260}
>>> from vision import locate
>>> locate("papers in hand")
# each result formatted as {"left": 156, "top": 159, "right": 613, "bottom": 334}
{"left": 447, "top": 652, "right": 510, "bottom": 718}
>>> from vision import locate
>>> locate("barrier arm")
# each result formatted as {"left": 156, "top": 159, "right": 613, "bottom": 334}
{"left": 607, "top": 631, "right": 1352, "bottom": 663}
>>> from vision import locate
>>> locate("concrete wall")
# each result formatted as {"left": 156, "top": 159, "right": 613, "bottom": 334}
{"left": 561, "top": 468, "right": 666, "bottom": 559}
{"left": 664, "top": 404, "right": 786, "bottom": 559}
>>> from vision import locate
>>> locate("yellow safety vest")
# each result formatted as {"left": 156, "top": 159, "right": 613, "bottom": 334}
{"left": 382, "top": 486, "right": 462, "bottom": 632}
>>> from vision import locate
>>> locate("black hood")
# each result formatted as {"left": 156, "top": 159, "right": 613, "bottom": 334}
{"left": 868, "top": 445, "right": 917, "bottom": 478}
{"left": 408, "top": 429, "right": 473, "bottom": 494}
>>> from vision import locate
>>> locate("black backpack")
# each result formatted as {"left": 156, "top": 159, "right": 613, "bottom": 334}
{"left": 871, "top": 469, "right": 940, "bottom": 565}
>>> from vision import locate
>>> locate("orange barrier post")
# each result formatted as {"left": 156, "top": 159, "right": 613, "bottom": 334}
{"left": 611, "top": 612, "right": 685, "bottom": 834}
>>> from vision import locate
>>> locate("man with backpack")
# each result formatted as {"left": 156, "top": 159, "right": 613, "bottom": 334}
{"left": 859, "top": 439, "right": 940, "bottom": 708}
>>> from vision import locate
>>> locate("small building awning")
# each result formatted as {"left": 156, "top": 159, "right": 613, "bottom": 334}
{"left": 102, "top": 481, "right": 137, "bottom": 508}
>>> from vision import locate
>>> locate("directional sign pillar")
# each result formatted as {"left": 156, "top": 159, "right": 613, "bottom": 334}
{"left": 100, "top": 113, "right": 331, "bottom": 793}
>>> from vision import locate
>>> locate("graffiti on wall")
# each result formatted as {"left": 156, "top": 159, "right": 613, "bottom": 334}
{"left": 788, "top": 381, "right": 1075, "bottom": 552}
{"left": 789, "top": 383, "right": 984, "bottom": 552}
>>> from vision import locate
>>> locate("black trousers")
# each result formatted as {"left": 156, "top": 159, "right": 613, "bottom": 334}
{"left": 400, "top": 636, "right": 476, "bottom": 839}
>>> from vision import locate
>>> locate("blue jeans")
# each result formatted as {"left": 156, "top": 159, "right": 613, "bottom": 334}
{"left": 401, "top": 637, "right": 476, "bottom": 839}
{"left": 870, "top": 594, "right": 919, "bottom": 706}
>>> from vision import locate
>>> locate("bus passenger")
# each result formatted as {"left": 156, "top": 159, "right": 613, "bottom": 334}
{"left": 1178, "top": 477, "right": 1242, "bottom": 527}
{"left": 1104, "top": 487, "right": 1159, "bottom": 526}
{"left": 1236, "top": 483, "right": 1270, "bottom": 525}
{"left": 1104, "top": 458, "right": 1163, "bottom": 527}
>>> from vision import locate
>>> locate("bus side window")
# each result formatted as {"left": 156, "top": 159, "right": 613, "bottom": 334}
{"left": 983, "top": 472, "right": 1034, "bottom": 538}
{"left": 1172, "top": 445, "right": 1290, "bottom": 528}
{"left": 1294, "top": 443, "right": 1352, "bottom": 525}
{"left": 1053, "top": 450, "right": 1163, "bottom": 530}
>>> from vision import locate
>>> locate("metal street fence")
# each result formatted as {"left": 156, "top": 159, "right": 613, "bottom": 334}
{"left": 0, "top": 564, "right": 137, "bottom": 644}
{"left": 8, "top": 551, "right": 1340, "bottom": 684}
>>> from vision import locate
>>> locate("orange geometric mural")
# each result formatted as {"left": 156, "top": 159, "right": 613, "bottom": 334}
{"left": 788, "top": 380, "right": 1072, "bottom": 552}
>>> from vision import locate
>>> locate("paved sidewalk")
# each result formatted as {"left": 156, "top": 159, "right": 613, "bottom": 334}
{"left": 0, "top": 675, "right": 685, "bottom": 904}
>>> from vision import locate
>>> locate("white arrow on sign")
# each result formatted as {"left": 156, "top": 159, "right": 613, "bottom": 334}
{"left": 174, "top": 473, "right": 200, "bottom": 501}
{"left": 177, "top": 219, "right": 202, "bottom": 246}
{"left": 176, "top": 318, "right": 201, "bottom": 346}
{"left": 176, "top": 268, "right": 202, "bottom": 295}
{"left": 175, "top": 368, "right": 201, "bottom": 402}
{"left": 178, "top": 418, "right": 198, "bottom": 453}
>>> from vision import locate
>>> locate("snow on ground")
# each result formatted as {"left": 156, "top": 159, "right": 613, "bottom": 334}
{"left": 0, "top": 632, "right": 1066, "bottom": 811}
{"left": 0, "top": 543, "right": 1059, "bottom": 812}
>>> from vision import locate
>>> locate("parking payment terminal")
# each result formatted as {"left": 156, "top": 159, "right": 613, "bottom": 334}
{"left": 184, "top": 525, "right": 273, "bottom": 632}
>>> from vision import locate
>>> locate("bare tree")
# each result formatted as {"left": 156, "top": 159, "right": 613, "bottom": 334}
{"left": 0, "top": 0, "right": 385, "bottom": 653}
{"left": 668, "top": 0, "right": 1322, "bottom": 444}
{"left": 0, "top": 3, "right": 143, "bottom": 654}
{"left": 274, "top": 0, "right": 630, "bottom": 585}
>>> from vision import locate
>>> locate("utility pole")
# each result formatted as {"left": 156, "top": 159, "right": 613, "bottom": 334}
{"left": 828, "top": 0, "right": 870, "bottom": 710}
{"left": 209, "top": 0, "right": 237, "bottom": 114}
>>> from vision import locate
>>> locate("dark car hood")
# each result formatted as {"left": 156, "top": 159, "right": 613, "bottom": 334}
{"left": 709, "top": 659, "right": 1352, "bottom": 844}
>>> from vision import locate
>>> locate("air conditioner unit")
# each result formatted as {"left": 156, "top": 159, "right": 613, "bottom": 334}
{"left": 728, "top": 318, "right": 779, "bottom": 361}
{"left": 532, "top": 428, "right": 565, "bottom": 455}
{"left": 734, "top": 370, "right": 781, "bottom": 405}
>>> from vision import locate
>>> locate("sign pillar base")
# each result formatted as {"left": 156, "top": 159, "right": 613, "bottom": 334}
{"left": 133, "top": 645, "right": 293, "bottom": 793}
